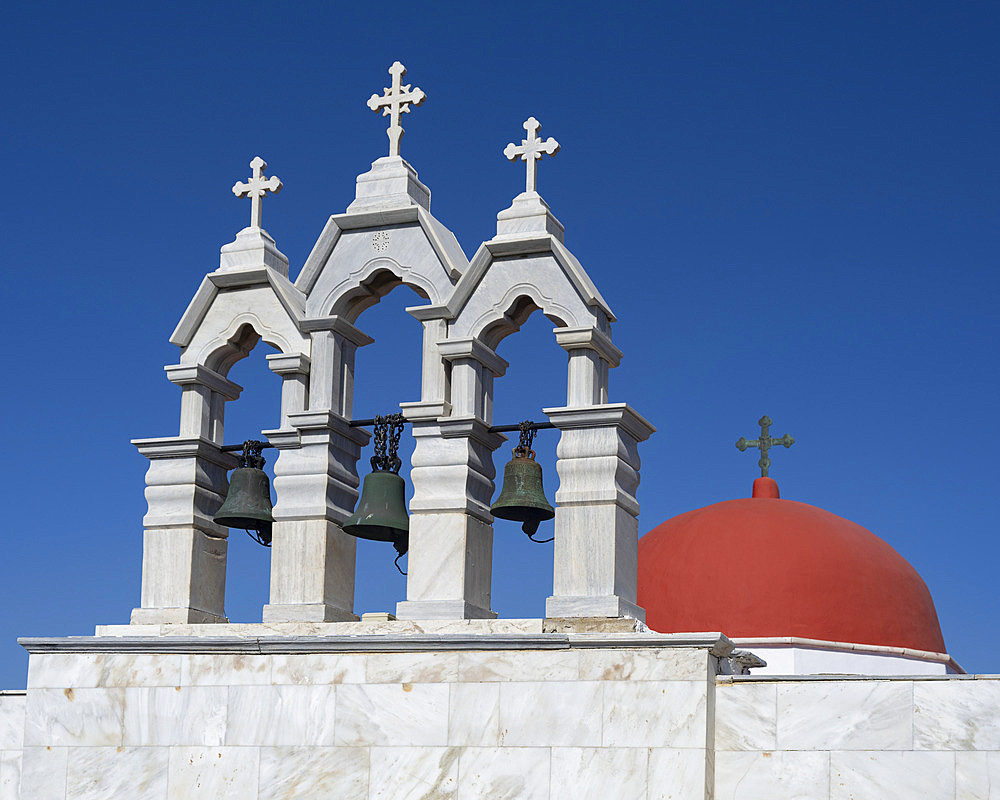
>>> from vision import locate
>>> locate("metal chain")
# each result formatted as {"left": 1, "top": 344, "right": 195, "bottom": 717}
{"left": 371, "top": 413, "right": 406, "bottom": 473}
{"left": 241, "top": 440, "right": 266, "bottom": 469}
{"left": 514, "top": 420, "right": 536, "bottom": 459}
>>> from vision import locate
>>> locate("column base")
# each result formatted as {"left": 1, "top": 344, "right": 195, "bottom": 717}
{"left": 395, "top": 599, "right": 497, "bottom": 620}
{"left": 129, "top": 607, "right": 229, "bottom": 625}
{"left": 544, "top": 595, "right": 646, "bottom": 623}
{"left": 261, "top": 603, "right": 359, "bottom": 623}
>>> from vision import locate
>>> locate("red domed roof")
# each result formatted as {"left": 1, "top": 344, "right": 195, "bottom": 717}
{"left": 638, "top": 478, "right": 946, "bottom": 653}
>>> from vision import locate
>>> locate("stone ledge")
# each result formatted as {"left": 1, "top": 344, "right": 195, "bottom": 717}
{"left": 20, "top": 630, "right": 733, "bottom": 656}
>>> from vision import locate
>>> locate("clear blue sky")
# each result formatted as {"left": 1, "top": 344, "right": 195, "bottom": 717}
{"left": 1, "top": 2, "right": 996, "bottom": 684}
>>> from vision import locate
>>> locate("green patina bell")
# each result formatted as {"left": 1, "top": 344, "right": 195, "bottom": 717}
{"left": 214, "top": 461, "right": 274, "bottom": 546}
{"left": 343, "top": 470, "right": 410, "bottom": 555}
{"left": 491, "top": 448, "right": 555, "bottom": 537}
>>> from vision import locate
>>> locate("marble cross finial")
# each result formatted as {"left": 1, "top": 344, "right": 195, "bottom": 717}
{"left": 367, "top": 61, "right": 426, "bottom": 158}
{"left": 504, "top": 117, "right": 560, "bottom": 194}
{"left": 232, "top": 157, "right": 282, "bottom": 230}
{"left": 736, "top": 415, "right": 795, "bottom": 478}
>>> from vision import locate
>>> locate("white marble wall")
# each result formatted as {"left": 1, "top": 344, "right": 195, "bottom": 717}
{"left": 714, "top": 675, "right": 1000, "bottom": 799}
{"left": 13, "top": 642, "right": 1000, "bottom": 800}
{"left": 0, "top": 693, "right": 24, "bottom": 800}
{"left": 17, "top": 644, "right": 715, "bottom": 800}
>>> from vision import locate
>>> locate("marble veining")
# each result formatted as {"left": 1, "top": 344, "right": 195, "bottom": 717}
{"left": 123, "top": 686, "right": 227, "bottom": 746}
{"left": 258, "top": 746, "right": 369, "bottom": 799}
{"left": 448, "top": 682, "right": 500, "bottom": 746}
{"left": 369, "top": 746, "right": 460, "bottom": 799}
{"left": 65, "top": 746, "right": 167, "bottom": 799}
{"left": 180, "top": 654, "right": 271, "bottom": 686}
{"left": 714, "top": 683, "right": 777, "bottom": 751}
{"left": 913, "top": 680, "right": 1000, "bottom": 750}
{"left": 367, "top": 652, "right": 460, "bottom": 683}
{"left": 603, "top": 681, "right": 706, "bottom": 748}
{"left": 456, "top": 746, "right": 549, "bottom": 800}
{"left": 578, "top": 648, "right": 709, "bottom": 682}
{"left": 550, "top": 747, "right": 648, "bottom": 800}
{"left": 227, "top": 685, "right": 336, "bottom": 746}
{"left": 270, "top": 653, "right": 366, "bottom": 685}
{"left": 646, "top": 748, "right": 708, "bottom": 800}
{"left": 955, "top": 751, "right": 1000, "bottom": 800}
{"left": 24, "top": 688, "right": 124, "bottom": 747}
{"left": 458, "top": 650, "right": 579, "bottom": 682}
{"left": 715, "top": 751, "right": 830, "bottom": 800}
{"left": 336, "top": 683, "right": 449, "bottom": 746}
{"left": 499, "top": 681, "right": 603, "bottom": 747}
{"left": 776, "top": 681, "right": 912, "bottom": 750}
{"left": 830, "top": 750, "right": 955, "bottom": 799}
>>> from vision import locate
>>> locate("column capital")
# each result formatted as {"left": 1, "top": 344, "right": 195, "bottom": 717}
{"left": 164, "top": 364, "right": 242, "bottom": 401}
{"left": 554, "top": 326, "right": 622, "bottom": 367}
{"left": 131, "top": 435, "right": 240, "bottom": 469}
{"left": 543, "top": 403, "right": 656, "bottom": 442}
{"left": 438, "top": 337, "right": 509, "bottom": 377}
{"left": 300, "top": 315, "right": 375, "bottom": 347}
{"left": 266, "top": 352, "right": 311, "bottom": 375}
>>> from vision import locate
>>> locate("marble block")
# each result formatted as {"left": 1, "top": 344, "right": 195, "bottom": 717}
{"left": 270, "top": 653, "right": 366, "bottom": 685}
{"left": 913, "top": 679, "right": 1000, "bottom": 750}
{"left": 578, "top": 648, "right": 710, "bottom": 682}
{"left": 455, "top": 746, "right": 548, "bottom": 800}
{"left": 180, "top": 653, "right": 271, "bottom": 686}
{"left": 715, "top": 751, "right": 830, "bottom": 800}
{"left": 0, "top": 751, "right": 21, "bottom": 800}
{"left": 499, "top": 681, "right": 603, "bottom": 747}
{"left": 227, "top": 685, "right": 336, "bottom": 746}
{"left": 550, "top": 747, "right": 648, "bottom": 800}
{"left": 0, "top": 696, "right": 25, "bottom": 750}
{"left": 448, "top": 682, "right": 500, "bottom": 746}
{"left": 776, "top": 680, "right": 912, "bottom": 750}
{"left": 19, "top": 746, "right": 68, "bottom": 800}
{"left": 28, "top": 653, "right": 182, "bottom": 689}
{"left": 458, "top": 650, "right": 579, "bottom": 682}
{"left": 603, "top": 681, "right": 707, "bottom": 748}
{"left": 714, "top": 683, "right": 777, "bottom": 751}
{"left": 259, "top": 746, "right": 369, "bottom": 799}
{"left": 369, "top": 746, "right": 460, "bottom": 799}
{"left": 647, "top": 748, "right": 709, "bottom": 800}
{"left": 955, "top": 751, "right": 1000, "bottom": 800}
{"left": 123, "top": 686, "right": 227, "bottom": 746}
{"left": 366, "top": 652, "right": 461, "bottom": 683}
{"left": 335, "top": 683, "right": 449, "bottom": 746}
{"left": 66, "top": 746, "right": 167, "bottom": 800}
{"left": 829, "top": 750, "right": 955, "bottom": 799}
{"left": 166, "top": 746, "right": 260, "bottom": 799}
{"left": 24, "top": 688, "right": 124, "bottom": 747}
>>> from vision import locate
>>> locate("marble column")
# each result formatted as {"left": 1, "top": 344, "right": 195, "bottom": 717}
{"left": 396, "top": 338, "right": 507, "bottom": 620}
{"left": 262, "top": 317, "right": 373, "bottom": 623}
{"left": 130, "top": 364, "right": 242, "bottom": 624}
{"left": 543, "top": 401, "right": 656, "bottom": 621}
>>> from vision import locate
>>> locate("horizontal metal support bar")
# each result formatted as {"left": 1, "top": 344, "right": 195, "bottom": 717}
{"left": 220, "top": 419, "right": 557, "bottom": 451}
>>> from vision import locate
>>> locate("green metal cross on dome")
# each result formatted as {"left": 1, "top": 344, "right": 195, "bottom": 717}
{"left": 736, "top": 415, "right": 795, "bottom": 478}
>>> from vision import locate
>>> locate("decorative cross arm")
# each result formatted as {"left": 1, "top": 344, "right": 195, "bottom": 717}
{"left": 232, "top": 156, "right": 282, "bottom": 229}
{"left": 736, "top": 415, "right": 795, "bottom": 478}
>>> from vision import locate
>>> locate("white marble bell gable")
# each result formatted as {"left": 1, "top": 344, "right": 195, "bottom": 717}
{"left": 10, "top": 61, "right": 1000, "bottom": 800}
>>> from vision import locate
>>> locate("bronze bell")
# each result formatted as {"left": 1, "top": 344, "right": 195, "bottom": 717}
{"left": 214, "top": 442, "right": 274, "bottom": 546}
{"left": 343, "top": 470, "right": 409, "bottom": 556}
{"left": 491, "top": 447, "right": 555, "bottom": 538}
